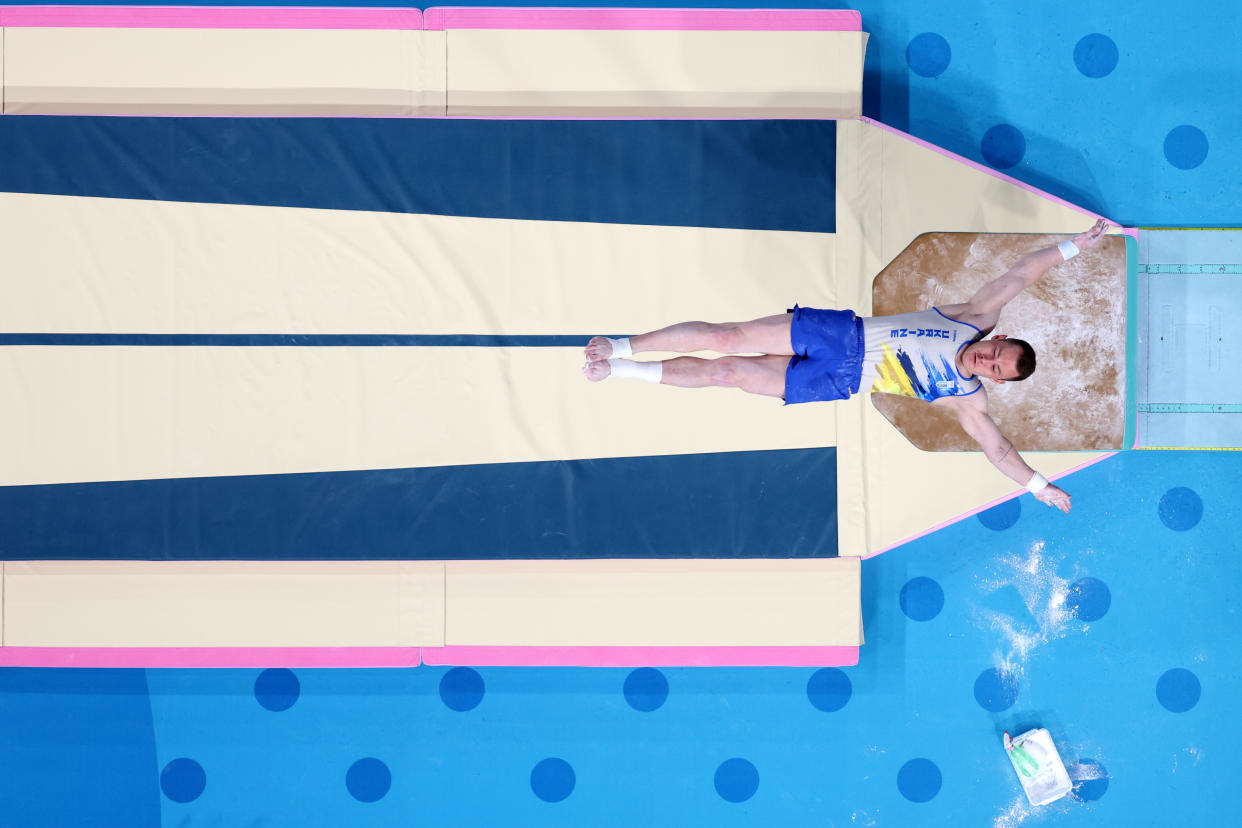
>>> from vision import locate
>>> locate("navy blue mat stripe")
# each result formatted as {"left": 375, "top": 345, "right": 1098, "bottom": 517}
{"left": 0, "top": 334, "right": 606, "bottom": 347}
{"left": 0, "top": 117, "right": 836, "bottom": 233}
{"left": 0, "top": 449, "right": 837, "bottom": 560}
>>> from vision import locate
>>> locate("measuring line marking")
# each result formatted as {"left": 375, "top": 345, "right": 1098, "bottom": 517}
{"left": 1139, "top": 263, "right": 1242, "bottom": 274}
{"left": 1138, "top": 446, "right": 1242, "bottom": 451}
{"left": 1138, "top": 403, "right": 1242, "bottom": 414}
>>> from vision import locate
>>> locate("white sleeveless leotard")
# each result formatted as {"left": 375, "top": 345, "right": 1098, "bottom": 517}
{"left": 858, "top": 308, "right": 983, "bottom": 401}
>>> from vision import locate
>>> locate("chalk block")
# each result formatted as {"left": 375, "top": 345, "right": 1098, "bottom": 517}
{"left": 1006, "top": 728, "right": 1072, "bottom": 807}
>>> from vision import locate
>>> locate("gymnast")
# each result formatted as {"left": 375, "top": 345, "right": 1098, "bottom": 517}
{"left": 584, "top": 219, "right": 1110, "bottom": 513}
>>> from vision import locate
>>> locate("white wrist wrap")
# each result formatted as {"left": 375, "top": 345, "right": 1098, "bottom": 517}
{"left": 1057, "top": 240, "right": 1080, "bottom": 261}
{"left": 1026, "top": 472, "right": 1049, "bottom": 494}
{"left": 606, "top": 337, "right": 632, "bottom": 359}
{"left": 607, "top": 358, "right": 662, "bottom": 384}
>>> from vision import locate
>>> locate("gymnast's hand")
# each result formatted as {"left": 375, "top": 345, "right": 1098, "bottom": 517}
{"left": 1072, "top": 219, "right": 1109, "bottom": 252}
{"left": 1034, "top": 483, "right": 1072, "bottom": 513}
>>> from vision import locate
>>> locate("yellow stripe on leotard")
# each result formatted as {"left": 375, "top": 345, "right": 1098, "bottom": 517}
{"left": 870, "top": 343, "right": 916, "bottom": 396}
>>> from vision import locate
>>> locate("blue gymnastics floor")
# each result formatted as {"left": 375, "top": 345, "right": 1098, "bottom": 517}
{"left": 3, "top": 1, "right": 1242, "bottom": 826}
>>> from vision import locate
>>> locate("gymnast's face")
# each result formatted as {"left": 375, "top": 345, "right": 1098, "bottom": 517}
{"left": 966, "top": 336, "right": 1021, "bottom": 383}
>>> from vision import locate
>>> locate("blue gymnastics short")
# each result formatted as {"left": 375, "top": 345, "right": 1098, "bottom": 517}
{"left": 784, "top": 306, "right": 865, "bottom": 404}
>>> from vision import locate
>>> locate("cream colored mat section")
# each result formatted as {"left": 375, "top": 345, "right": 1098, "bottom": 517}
{"left": 2, "top": 561, "right": 445, "bottom": 647}
{"left": 2, "top": 27, "right": 438, "bottom": 115}
{"left": 445, "top": 558, "right": 861, "bottom": 647}
{"left": 1, "top": 558, "right": 858, "bottom": 649}
{"left": 834, "top": 120, "right": 1113, "bottom": 556}
{"left": 0, "top": 26, "right": 863, "bottom": 118}
{"left": 0, "top": 346, "right": 835, "bottom": 486}
{"left": 0, "top": 194, "right": 834, "bottom": 337}
{"left": 446, "top": 30, "right": 865, "bottom": 118}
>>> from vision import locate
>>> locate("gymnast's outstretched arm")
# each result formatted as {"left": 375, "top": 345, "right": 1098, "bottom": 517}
{"left": 938, "top": 219, "right": 1110, "bottom": 331}
{"left": 934, "top": 392, "right": 1072, "bottom": 513}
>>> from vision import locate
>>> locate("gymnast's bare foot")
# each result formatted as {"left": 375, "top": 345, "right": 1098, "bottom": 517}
{"left": 584, "top": 336, "right": 614, "bottom": 361}
{"left": 582, "top": 360, "right": 612, "bottom": 382}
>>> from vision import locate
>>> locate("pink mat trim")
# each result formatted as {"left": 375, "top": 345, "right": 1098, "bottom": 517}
{"left": 0, "top": 646, "right": 421, "bottom": 668}
{"left": 421, "top": 645, "right": 859, "bottom": 667}
{"left": 0, "top": 5, "right": 860, "bottom": 31}
{"left": 0, "top": 5, "right": 422, "bottom": 29}
{"left": 862, "top": 452, "right": 1119, "bottom": 559}
{"left": 0, "top": 645, "right": 857, "bottom": 668}
{"left": 423, "top": 6, "right": 861, "bottom": 31}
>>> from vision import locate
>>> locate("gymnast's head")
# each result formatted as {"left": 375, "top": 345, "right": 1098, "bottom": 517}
{"left": 966, "top": 334, "right": 1036, "bottom": 383}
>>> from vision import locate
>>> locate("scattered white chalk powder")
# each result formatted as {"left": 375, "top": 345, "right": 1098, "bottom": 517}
{"left": 992, "top": 796, "right": 1033, "bottom": 828}
{"left": 992, "top": 793, "right": 1081, "bottom": 828}
{"left": 1070, "top": 762, "right": 1107, "bottom": 783}
{"left": 974, "top": 541, "right": 1112, "bottom": 825}
{"left": 991, "top": 764, "right": 1105, "bottom": 828}
{"left": 1173, "top": 745, "right": 1204, "bottom": 773}
{"left": 974, "top": 540, "right": 1079, "bottom": 677}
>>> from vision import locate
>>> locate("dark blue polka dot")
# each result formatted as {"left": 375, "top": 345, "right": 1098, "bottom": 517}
{"left": 806, "top": 668, "right": 852, "bottom": 712}
{"left": 254, "top": 668, "right": 300, "bottom": 712}
{"left": 1164, "top": 126, "right": 1209, "bottom": 170}
{"left": 981, "top": 124, "right": 1026, "bottom": 170}
{"left": 1066, "top": 577, "right": 1111, "bottom": 622}
{"left": 439, "top": 667, "right": 485, "bottom": 712}
{"left": 346, "top": 758, "right": 391, "bottom": 802}
{"left": 907, "top": 33, "right": 951, "bottom": 78}
{"left": 900, "top": 577, "right": 944, "bottom": 621}
{"left": 714, "top": 758, "right": 759, "bottom": 803}
{"left": 1070, "top": 759, "right": 1110, "bottom": 801}
{"left": 977, "top": 498, "right": 1020, "bottom": 531}
{"left": 160, "top": 758, "right": 206, "bottom": 803}
{"left": 1156, "top": 668, "right": 1201, "bottom": 713}
{"left": 623, "top": 668, "right": 669, "bottom": 712}
{"left": 1158, "top": 487, "right": 1203, "bottom": 531}
{"left": 1073, "top": 34, "right": 1119, "bottom": 78}
{"left": 974, "top": 667, "right": 1018, "bottom": 712}
{"left": 897, "top": 758, "right": 941, "bottom": 802}
{"left": 530, "top": 758, "right": 575, "bottom": 803}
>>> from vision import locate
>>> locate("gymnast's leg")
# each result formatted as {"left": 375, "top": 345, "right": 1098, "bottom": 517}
{"left": 584, "top": 313, "right": 795, "bottom": 361}
{"left": 582, "top": 354, "right": 789, "bottom": 397}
